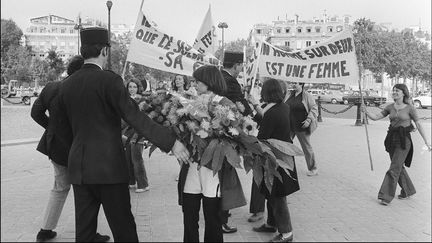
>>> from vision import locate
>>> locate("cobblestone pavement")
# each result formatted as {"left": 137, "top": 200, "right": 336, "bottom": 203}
{"left": 1, "top": 118, "right": 431, "bottom": 242}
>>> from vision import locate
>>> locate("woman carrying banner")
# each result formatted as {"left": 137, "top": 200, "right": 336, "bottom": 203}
{"left": 285, "top": 82, "right": 319, "bottom": 176}
{"left": 363, "top": 83, "right": 431, "bottom": 205}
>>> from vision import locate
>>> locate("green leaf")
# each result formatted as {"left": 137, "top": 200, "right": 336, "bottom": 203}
{"left": 263, "top": 169, "right": 273, "bottom": 193}
{"left": 201, "top": 139, "right": 218, "bottom": 166}
{"left": 252, "top": 161, "right": 263, "bottom": 189}
{"left": 243, "top": 155, "right": 254, "bottom": 174}
{"left": 149, "top": 144, "right": 158, "bottom": 157}
{"left": 276, "top": 157, "right": 295, "bottom": 172}
{"left": 224, "top": 142, "right": 242, "bottom": 169}
{"left": 266, "top": 139, "right": 304, "bottom": 156}
{"left": 211, "top": 140, "right": 225, "bottom": 176}
{"left": 238, "top": 133, "right": 263, "bottom": 154}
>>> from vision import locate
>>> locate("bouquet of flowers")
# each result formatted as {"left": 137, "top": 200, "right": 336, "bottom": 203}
{"left": 140, "top": 91, "right": 303, "bottom": 193}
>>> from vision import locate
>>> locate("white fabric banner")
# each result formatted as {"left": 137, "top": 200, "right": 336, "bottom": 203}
{"left": 193, "top": 5, "right": 219, "bottom": 56}
{"left": 126, "top": 11, "right": 220, "bottom": 76}
{"left": 258, "top": 29, "right": 359, "bottom": 84}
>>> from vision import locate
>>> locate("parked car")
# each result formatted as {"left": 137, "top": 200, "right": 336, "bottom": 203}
{"left": 320, "top": 90, "right": 345, "bottom": 104}
{"left": 413, "top": 92, "right": 431, "bottom": 109}
{"left": 342, "top": 90, "right": 387, "bottom": 106}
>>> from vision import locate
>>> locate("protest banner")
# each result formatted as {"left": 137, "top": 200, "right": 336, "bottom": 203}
{"left": 193, "top": 5, "right": 219, "bottom": 56}
{"left": 258, "top": 29, "right": 359, "bottom": 84}
{"left": 126, "top": 11, "right": 220, "bottom": 76}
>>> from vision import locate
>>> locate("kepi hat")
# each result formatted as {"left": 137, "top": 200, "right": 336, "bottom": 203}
{"left": 80, "top": 27, "right": 111, "bottom": 47}
{"left": 223, "top": 51, "right": 243, "bottom": 65}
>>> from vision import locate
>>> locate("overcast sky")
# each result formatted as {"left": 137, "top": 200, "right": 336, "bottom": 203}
{"left": 2, "top": 0, "right": 431, "bottom": 43}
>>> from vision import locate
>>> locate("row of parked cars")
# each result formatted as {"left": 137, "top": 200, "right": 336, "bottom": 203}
{"left": 306, "top": 89, "right": 431, "bottom": 109}
{"left": 306, "top": 89, "right": 387, "bottom": 106}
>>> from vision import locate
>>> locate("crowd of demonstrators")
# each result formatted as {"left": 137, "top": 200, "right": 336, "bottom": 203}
{"left": 363, "top": 83, "right": 431, "bottom": 206}
{"left": 122, "top": 80, "right": 150, "bottom": 193}
{"left": 285, "top": 82, "right": 319, "bottom": 176}
{"left": 31, "top": 55, "right": 111, "bottom": 243}
{"left": 29, "top": 26, "right": 431, "bottom": 243}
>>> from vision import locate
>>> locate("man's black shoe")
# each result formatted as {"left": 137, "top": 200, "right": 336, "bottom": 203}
{"left": 222, "top": 223, "right": 237, "bottom": 233}
{"left": 36, "top": 229, "right": 57, "bottom": 242}
{"left": 94, "top": 233, "right": 111, "bottom": 242}
{"left": 253, "top": 224, "right": 277, "bottom": 233}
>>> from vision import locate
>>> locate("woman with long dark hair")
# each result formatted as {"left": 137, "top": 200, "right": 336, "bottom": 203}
{"left": 364, "top": 83, "right": 431, "bottom": 205}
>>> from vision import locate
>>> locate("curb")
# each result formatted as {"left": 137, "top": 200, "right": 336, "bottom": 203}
{"left": 1, "top": 138, "right": 39, "bottom": 147}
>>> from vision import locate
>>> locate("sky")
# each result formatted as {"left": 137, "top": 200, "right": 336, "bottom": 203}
{"left": 2, "top": 0, "right": 431, "bottom": 43}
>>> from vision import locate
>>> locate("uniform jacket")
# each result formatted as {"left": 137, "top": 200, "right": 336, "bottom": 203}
{"left": 257, "top": 103, "right": 300, "bottom": 197}
{"left": 221, "top": 70, "right": 253, "bottom": 116}
{"left": 59, "top": 63, "right": 176, "bottom": 184}
{"left": 31, "top": 81, "right": 70, "bottom": 166}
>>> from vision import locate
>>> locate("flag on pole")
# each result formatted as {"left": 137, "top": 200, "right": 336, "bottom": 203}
{"left": 126, "top": 11, "right": 220, "bottom": 76}
{"left": 193, "top": 5, "right": 219, "bottom": 56}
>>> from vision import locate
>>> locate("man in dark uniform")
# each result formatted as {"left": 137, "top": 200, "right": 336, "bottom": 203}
{"left": 58, "top": 27, "right": 190, "bottom": 242}
{"left": 221, "top": 51, "right": 253, "bottom": 117}
{"left": 32, "top": 55, "right": 110, "bottom": 243}
{"left": 220, "top": 51, "right": 253, "bottom": 234}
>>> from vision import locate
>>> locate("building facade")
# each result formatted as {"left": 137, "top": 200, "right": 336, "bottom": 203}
{"left": 22, "top": 14, "right": 103, "bottom": 61}
{"left": 250, "top": 13, "right": 351, "bottom": 50}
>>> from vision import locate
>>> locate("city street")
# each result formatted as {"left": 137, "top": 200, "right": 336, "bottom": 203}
{"left": 1, "top": 106, "right": 431, "bottom": 242}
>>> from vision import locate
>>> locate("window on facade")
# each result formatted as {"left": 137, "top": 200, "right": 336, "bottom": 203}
{"left": 306, "top": 41, "right": 312, "bottom": 47}
{"left": 61, "top": 28, "right": 66, "bottom": 33}
{"left": 40, "top": 27, "right": 46, "bottom": 33}
{"left": 256, "top": 29, "right": 261, "bottom": 34}
{"left": 316, "top": 41, "right": 320, "bottom": 44}
{"left": 52, "top": 27, "right": 57, "bottom": 33}
{"left": 315, "top": 27, "right": 321, "bottom": 33}
{"left": 297, "top": 28, "right": 302, "bottom": 33}
{"left": 285, "top": 41, "right": 290, "bottom": 46}
{"left": 40, "top": 54, "right": 44, "bottom": 57}
{"left": 70, "top": 29, "right": 74, "bottom": 34}
{"left": 277, "top": 28, "right": 281, "bottom": 33}
{"left": 336, "top": 26, "right": 343, "bottom": 32}
{"left": 307, "top": 28, "right": 312, "bottom": 33}
{"left": 328, "top": 26, "right": 333, "bottom": 32}
{"left": 285, "top": 28, "right": 290, "bottom": 33}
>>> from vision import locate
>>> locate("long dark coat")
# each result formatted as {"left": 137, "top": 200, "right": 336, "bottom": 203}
{"left": 221, "top": 70, "right": 253, "bottom": 116}
{"left": 59, "top": 63, "right": 176, "bottom": 184}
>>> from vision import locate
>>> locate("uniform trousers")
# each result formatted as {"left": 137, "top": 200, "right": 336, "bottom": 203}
{"left": 378, "top": 138, "right": 416, "bottom": 203}
{"left": 72, "top": 183, "right": 138, "bottom": 242}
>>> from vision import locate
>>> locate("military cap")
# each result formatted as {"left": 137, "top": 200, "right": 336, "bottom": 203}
{"left": 223, "top": 51, "right": 244, "bottom": 65}
{"left": 80, "top": 27, "right": 111, "bottom": 47}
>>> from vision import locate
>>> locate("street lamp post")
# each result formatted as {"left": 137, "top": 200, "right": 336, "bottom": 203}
{"left": 217, "top": 22, "right": 228, "bottom": 62}
{"left": 73, "top": 17, "right": 82, "bottom": 55}
{"left": 106, "top": 0, "right": 113, "bottom": 70}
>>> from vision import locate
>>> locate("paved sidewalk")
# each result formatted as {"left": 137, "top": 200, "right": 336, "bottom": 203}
{"left": 1, "top": 118, "right": 431, "bottom": 242}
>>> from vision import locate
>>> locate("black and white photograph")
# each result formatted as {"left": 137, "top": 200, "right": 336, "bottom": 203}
{"left": 1, "top": 0, "right": 431, "bottom": 242}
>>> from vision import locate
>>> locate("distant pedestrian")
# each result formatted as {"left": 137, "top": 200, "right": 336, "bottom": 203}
{"left": 31, "top": 55, "right": 110, "bottom": 242}
{"left": 123, "top": 79, "right": 150, "bottom": 193}
{"left": 285, "top": 82, "right": 319, "bottom": 176}
{"left": 248, "top": 79, "right": 300, "bottom": 242}
{"left": 363, "top": 83, "right": 431, "bottom": 205}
